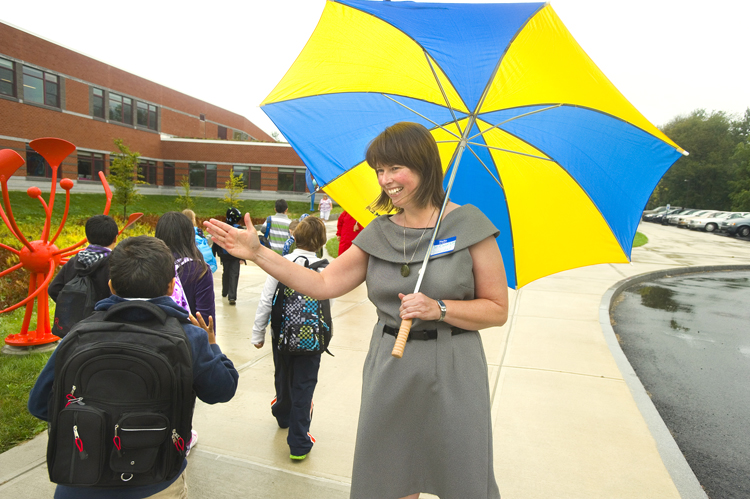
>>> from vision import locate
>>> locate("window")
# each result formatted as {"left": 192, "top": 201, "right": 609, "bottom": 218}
{"left": 163, "top": 162, "right": 175, "bottom": 187}
{"left": 218, "top": 126, "right": 227, "bottom": 140}
{"left": 139, "top": 160, "right": 157, "bottom": 185}
{"left": 136, "top": 101, "right": 158, "bottom": 130}
{"left": 189, "top": 163, "right": 217, "bottom": 188}
{"left": 23, "top": 66, "right": 59, "bottom": 107}
{"left": 109, "top": 93, "right": 132, "bottom": 124}
{"left": 277, "top": 168, "right": 306, "bottom": 192}
{"left": 233, "top": 130, "right": 249, "bottom": 141}
{"left": 92, "top": 88, "right": 105, "bottom": 118}
{"left": 233, "top": 166, "right": 261, "bottom": 190}
{"left": 0, "top": 57, "right": 14, "bottom": 97}
{"left": 26, "top": 146, "right": 58, "bottom": 178}
{"left": 77, "top": 151, "right": 105, "bottom": 180}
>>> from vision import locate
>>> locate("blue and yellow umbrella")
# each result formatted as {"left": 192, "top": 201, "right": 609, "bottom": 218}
{"left": 261, "top": 0, "right": 684, "bottom": 289}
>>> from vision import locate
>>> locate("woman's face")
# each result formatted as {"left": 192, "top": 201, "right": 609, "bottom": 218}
{"left": 376, "top": 164, "right": 421, "bottom": 210}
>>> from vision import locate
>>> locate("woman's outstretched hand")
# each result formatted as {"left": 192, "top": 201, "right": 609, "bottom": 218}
{"left": 203, "top": 213, "right": 260, "bottom": 261}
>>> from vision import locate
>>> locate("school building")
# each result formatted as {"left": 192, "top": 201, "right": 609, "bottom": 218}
{"left": 0, "top": 20, "right": 313, "bottom": 202}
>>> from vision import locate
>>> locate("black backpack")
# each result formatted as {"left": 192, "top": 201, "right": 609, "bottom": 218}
{"left": 46, "top": 301, "right": 194, "bottom": 488}
{"left": 52, "top": 273, "right": 97, "bottom": 338}
{"left": 271, "top": 257, "right": 333, "bottom": 356}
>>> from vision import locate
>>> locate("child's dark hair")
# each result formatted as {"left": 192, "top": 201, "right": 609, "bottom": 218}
{"left": 109, "top": 236, "right": 174, "bottom": 298}
{"left": 85, "top": 215, "right": 118, "bottom": 246}
{"left": 275, "top": 199, "right": 288, "bottom": 213}
{"left": 294, "top": 216, "right": 327, "bottom": 252}
{"left": 155, "top": 211, "right": 208, "bottom": 279}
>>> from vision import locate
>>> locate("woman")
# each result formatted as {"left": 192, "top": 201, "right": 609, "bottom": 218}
{"left": 318, "top": 194, "right": 333, "bottom": 221}
{"left": 155, "top": 211, "right": 216, "bottom": 328}
{"left": 205, "top": 122, "right": 508, "bottom": 499}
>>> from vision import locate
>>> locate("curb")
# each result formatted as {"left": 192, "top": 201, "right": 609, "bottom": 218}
{"left": 599, "top": 264, "right": 750, "bottom": 499}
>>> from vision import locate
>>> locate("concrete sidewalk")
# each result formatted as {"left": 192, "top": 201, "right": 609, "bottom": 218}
{"left": 3, "top": 221, "right": 749, "bottom": 498}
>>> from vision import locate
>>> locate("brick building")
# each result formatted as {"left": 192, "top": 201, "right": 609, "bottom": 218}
{"left": 0, "top": 21, "right": 313, "bottom": 201}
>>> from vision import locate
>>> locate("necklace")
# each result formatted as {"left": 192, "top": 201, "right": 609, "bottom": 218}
{"left": 400, "top": 209, "right": 436, "bottom": 278}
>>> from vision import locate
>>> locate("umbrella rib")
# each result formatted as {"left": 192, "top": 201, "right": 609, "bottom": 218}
{"left": 465, "top": 145, "right": 504, "bottom": 189}
{"left": 467, "top": 142, "right": 555, "bottom": 162}
{"left": 468, "top": 104, "right": 563, "bottom": 141}
{"left": 382, "top": 94, "right": 461, "bottom": 139}
{"left": 423, "top": 49, "right": 463, "bottom": 136}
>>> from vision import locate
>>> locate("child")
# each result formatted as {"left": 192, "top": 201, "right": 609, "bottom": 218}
{"left": 252, "top": 216, "right": 329, "bottom": 460}
{"left": 257, "top": 199, "right": 292, "bottom": 254}
{"left": 214, "top": 207, "right": 244, "bottom": 305}
{"left": 182, "top": 208, "right": 218, "bottom": 273}
{"left": 335, "top": 210, "right": 361, "bottom": 255}
{"left": 281, "top": 219, "right": 300, "bottom": 256}
{"left": 49, "top": 214, "right": 118, "bottom": 304}
{"left": 156, "top": 211, "right": 216, "bottom": 324}
{"left": 28, "top": 235, "right": 239, "bottom": 498}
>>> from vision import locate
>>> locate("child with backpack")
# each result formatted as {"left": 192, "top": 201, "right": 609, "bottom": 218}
{"left": 49, "top": 215, "right": 118, "bottom": 337}
{"left": 256, "top": 199, "right": 292, "bottom": 254}
{"left": 182, "top": 208, "right": 218, "bottom": 273}
{"left": 251, "top": 216, "right": 332, "bottom": 461}
{"left": 214, "top": 207, "right": 245, "bottom": 305}
{"left": 156, "top": 211, "right": 216, "bottom": 325}
{"left": 28, "top": 235, "right": 239, "bottom": 499}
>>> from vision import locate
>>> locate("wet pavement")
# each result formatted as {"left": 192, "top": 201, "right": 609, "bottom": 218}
{"left": 612, "top": 271, "right": 750, "bottom": 499}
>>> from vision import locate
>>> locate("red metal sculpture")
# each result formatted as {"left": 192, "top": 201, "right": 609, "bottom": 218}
{"left": 0, "top": 137, "right": 141, "bottom": 347}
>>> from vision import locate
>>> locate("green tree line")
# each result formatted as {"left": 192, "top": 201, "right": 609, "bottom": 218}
{"left": 649, "top": 108, "right": 750, "bottom": 211}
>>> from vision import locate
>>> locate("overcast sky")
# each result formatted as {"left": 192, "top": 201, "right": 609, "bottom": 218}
{"left": 2, "top": 0, "right": 747, "bottom": 138}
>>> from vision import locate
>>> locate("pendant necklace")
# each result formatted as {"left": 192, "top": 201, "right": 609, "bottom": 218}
{"left": 400, "top": 209, "right": 436, "bottom": 278}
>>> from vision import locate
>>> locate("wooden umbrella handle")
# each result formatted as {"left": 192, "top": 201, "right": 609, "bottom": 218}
{"left": 391, "top": 318, "right": 412, "bottom": 358}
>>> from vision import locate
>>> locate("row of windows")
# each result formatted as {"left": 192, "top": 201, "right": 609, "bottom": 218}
{"left": 1, "top": 56, "right": 159, "bottom": 131}
{"left": 25, "top": 149, "right": 305, "bottom": 192}
{"left": 1, "top": 56, "right": 60, "bottom": 107}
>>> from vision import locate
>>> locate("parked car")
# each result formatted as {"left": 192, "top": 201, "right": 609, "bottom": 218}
{"left": 642, "top": 206, "right": 668, "bottom": 219}
{"left": 676, "top": 210, "right": 716, "bottom": 228}
{"left": 647, "top": 207, "right": 684, "bottom": 224}
{"left": 687, "top": 212, "right": 731, "bottom": 231}
{"left": 665, "top": 208, "right": 699, "bottom": 226}
{"left": 719, "top": 216, "right": 750, "bottom": 237}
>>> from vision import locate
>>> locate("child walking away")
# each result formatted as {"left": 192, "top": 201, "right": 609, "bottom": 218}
{"left": 282, "top": 219, "right": 300, "bottom": 256}
{"left": 214, "top": 208, "right": 244, "bottom": 305}
{"left": 49, "top": 215, "right": 118, "bottom": 337}
{"left": 183, "top": 208, "right": 218, "bottom": 273}
{"left": 257, "top": 199, "right": 292, "bottom": 254}
{"left": 28, "top": 235, "right": 239, "bottom": 498}
{"left": 252, "top": 216, "right": 332, "bottom": 460}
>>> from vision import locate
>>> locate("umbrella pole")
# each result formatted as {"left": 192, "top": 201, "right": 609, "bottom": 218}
{"left": 392, "top": 116, "right": 476, "bottom": 358}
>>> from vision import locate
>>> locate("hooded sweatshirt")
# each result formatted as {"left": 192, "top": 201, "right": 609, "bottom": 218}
{"left": 28, "top": 295, "right": 239, "bottom": 499}
{"left": 48, "top": 245, "right": 112, "bottom": 303}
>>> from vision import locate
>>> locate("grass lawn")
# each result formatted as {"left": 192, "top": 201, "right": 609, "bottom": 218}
{"left": 4, "top": 191, "right": 339, "bottom": 225}
{"left": 0, "top": 307, "right": 53, "bottom": 454}
{"left": 633, "top": 231, "right": 648, "bottom": 248}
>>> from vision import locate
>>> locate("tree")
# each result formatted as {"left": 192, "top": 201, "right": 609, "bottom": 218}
{"left": 649, "top": 110, "right": 738, "bottom": 210}
{"left": 109, "top": 139, "right": 143, "bottom": 218}
{"left": 729, "top": 139, "right": 750, "bottom": 210}
{"left": 222, "top": 172, "right": 245, "bottom": 209}
{"left": 175, "top": 176, "right": 194, "bottom": 210}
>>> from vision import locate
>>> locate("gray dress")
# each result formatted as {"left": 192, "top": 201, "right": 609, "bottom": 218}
{"left": 350, "top": 205, "right": 502, "bottom": 499}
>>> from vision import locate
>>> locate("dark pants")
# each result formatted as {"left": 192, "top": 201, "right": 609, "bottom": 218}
{"left": 221, "top": 258, "right": 240, "bottom": 300}
{"left": 271, "top": 340, "right": 321, "bottom": 455}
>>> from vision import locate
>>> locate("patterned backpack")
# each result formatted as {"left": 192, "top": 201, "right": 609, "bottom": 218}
{"left": 270, "top": 257, "right": 333, "bottom": 356}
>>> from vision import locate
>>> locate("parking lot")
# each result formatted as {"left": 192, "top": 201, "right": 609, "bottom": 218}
{"left": 642, "top": 206, "right": 750, "bottom": 239}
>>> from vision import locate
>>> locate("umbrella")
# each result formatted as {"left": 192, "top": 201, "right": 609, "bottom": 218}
{"left": 261, "top": 0, "right": 684, "bottom": 291}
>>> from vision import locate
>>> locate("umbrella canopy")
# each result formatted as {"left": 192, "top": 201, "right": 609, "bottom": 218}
{"left": 261, "top": 0, "right": 684, "bottom": 289}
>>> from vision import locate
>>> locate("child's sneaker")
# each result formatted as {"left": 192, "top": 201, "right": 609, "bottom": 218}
{"left": 290, "top": 454, "right": 307, "bottom": 461}
{"left": 186, "top": 429, "right": 199, "bottom": 456}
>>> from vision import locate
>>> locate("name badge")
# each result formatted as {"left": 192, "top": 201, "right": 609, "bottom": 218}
{"left": 431, "top": 236, "right": 456, "bottom": 256}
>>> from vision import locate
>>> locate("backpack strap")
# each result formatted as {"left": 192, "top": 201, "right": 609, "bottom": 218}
{"left": 265, "top": 217, "right": 272, "bottom": 239}
{"left": 102, "top": 301, "right": 169, "bottom": 324}
{"left": 292, "top": 255, "right": 310, "bottom": 268}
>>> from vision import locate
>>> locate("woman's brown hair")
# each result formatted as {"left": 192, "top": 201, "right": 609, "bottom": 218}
{"left": 366, "top": 122, "right": 445, "bottom": 214}
{"left": 294, "top": 216, "right": 327, "bottom": 252}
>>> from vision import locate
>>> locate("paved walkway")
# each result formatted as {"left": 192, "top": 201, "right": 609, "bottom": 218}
{"left": 3, "top": 221, "right": 749, "bottom": 498}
